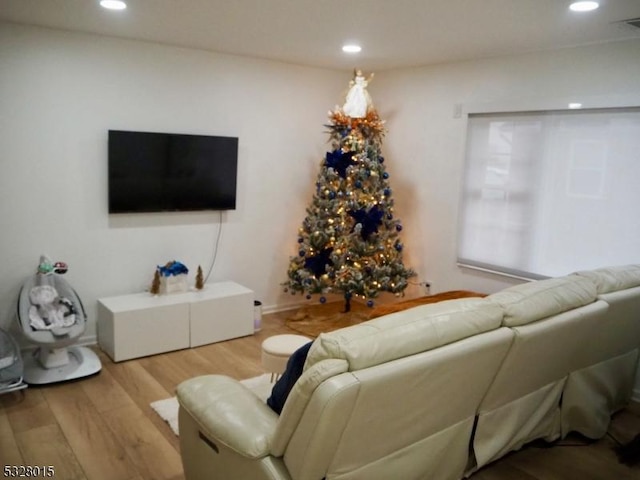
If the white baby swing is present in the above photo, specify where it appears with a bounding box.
[16,256,101,384]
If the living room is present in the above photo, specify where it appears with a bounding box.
[1,1,640,478]
[1,2,638,342]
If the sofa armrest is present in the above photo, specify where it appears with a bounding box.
[177,375,279,459]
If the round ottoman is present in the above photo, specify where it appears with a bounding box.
[261,334,311,382]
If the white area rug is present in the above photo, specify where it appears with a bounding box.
[150,373,273,436]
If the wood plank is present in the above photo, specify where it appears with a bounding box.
[0,396,25,465]
[103,357,173,408]
[101,356,181,451]
[170,347,220,378]
[138,352,194,395]
[473,458,538,480]
[608,408,640,444]
[139,348,218,394]
[102,404,183,480]
[43,381,137,480]
[2,387,56,434]
[194,337,265,380]
[80,356,135,413]
[14,424,86,480]
[502,434,638,480]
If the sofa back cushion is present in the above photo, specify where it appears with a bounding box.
[487,276,596,327]
[573,264,640,294]
[283,327,513,480]
[304,298,503,371]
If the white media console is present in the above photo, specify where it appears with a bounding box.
[97,281,253,362]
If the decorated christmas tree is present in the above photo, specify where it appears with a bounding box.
[283,70,415,311]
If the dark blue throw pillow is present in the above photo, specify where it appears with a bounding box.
[267,341,313,414]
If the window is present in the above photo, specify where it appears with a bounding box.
[457,107,640,279]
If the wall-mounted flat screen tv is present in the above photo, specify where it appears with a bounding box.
[108,130,238,213]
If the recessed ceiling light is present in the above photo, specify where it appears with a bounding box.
[342,45,362,54]
[569,1,599,12]
[568,103,583,109]
[100,0,127,10]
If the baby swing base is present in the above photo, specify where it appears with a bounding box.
[23,345,101,384]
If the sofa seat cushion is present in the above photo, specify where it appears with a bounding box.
[573,264,640,294]
[305,298,503,371]
[487,276,596,327]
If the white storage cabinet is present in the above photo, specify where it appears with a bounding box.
[98,281,253,362]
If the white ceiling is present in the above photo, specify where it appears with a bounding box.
[2,0,640,71]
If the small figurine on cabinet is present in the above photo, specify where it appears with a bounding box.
[150,269,161,295]
[195,265,204,290]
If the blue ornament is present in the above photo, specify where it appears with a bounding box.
[384,188,391,196]
[379,156,385,163]
[387,213,393,220]
[355,180,362,189]
[329,191,336,199]
[367,300,374,308]
[383,172,389,179]
[298,237,304,243]
[306,294,312,300]
[395,242,403,251]
[320,296,327,304]
[299,250,306,257]
[396,224,403,232]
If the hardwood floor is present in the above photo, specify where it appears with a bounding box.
[2,310,639,479]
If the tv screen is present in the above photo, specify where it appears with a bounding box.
[108,130,238,213]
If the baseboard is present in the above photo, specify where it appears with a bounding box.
[78,334,98,347]
[262,301,307,315]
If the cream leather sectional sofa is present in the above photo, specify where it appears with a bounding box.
[176,264,640,480]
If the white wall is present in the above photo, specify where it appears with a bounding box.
[373,39,640,295]
[0,23,345,340]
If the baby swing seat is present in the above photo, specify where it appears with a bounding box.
[17,273,101,384]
